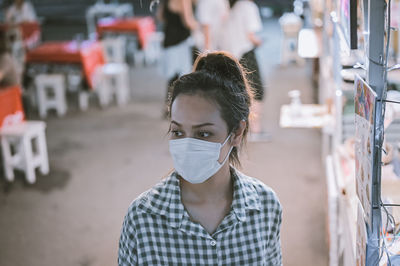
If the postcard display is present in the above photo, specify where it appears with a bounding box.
[354,75,377,265]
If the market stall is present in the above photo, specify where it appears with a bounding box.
[280,0,400,265]
[318,0,400,265]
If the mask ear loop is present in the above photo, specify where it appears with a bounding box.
[220,120,245,165]
[221,133,232,147]
[219,133,234,165]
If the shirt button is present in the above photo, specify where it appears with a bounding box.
[210,240,217,246]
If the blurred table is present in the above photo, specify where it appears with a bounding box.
[97,17,156,49]
[26,40,104,89]
[280,104,332,128]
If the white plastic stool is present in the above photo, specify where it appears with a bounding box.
[98,63,130,107]
[279,13,303,66]
[1,121,49,184]
[35,74,67,118]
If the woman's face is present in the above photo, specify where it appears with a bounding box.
[170,94,231,163]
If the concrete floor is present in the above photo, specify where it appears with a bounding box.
[0,19,328,266]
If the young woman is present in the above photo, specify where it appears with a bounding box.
[195,0,229,51]
[157,0,198,117]
[118,52,282,265]
[220,0,267,139]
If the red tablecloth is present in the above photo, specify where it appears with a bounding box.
[0,86,24,128]
[26,41,105,89]
[97,16,156,48]
[0,22,41,49]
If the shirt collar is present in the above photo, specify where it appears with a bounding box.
[137,172,185,228]
[230,168,261,222]
[138,168,261,229]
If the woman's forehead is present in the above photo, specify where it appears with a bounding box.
[170,94,225,127]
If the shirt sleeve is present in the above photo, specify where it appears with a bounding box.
[242,2,262,33]
[196,0,212,25]
[118,213,138,266]
[265,202,282,266]
[23,2,37,22]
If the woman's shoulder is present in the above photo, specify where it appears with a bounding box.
[125,172,178,219]
[235,169,282,210]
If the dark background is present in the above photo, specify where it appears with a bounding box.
[0,0,293,40]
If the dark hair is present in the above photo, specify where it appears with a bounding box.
[168,51,253,167]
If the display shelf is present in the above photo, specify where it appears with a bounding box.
[326,155,340,266]
[329,148,357,266]
[329,145,400,265]
[319,0,400,264]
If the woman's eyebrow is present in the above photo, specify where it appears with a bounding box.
[192,123,215,129]
[170,121,215,128]
[170,121,181,126]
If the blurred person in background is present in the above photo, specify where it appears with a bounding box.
[220,0,268,140]
[5,0,37,24]
[194,0,229,51]
[157,0,198,117]
[0,30,19,88]
[118,51,282,265]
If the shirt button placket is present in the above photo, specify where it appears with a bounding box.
[210,240,217,247]
[208,238,219,265]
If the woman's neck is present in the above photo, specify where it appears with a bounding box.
[180,163,233,204]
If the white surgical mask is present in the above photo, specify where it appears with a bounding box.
[169,134,233,184]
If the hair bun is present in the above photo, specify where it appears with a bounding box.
[193,51,246,85]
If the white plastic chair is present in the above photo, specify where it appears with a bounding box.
[97,37,130,106]
[0,87,49,184]
[92,63,130,107]
[34,74,67,118]
[102,63,130,106]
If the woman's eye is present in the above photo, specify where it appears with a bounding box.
[198,131,211,138]
[171,130,183,137]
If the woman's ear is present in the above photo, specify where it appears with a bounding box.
[231,120,246,147]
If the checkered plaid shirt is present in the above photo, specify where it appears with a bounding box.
[118,168,282,265]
